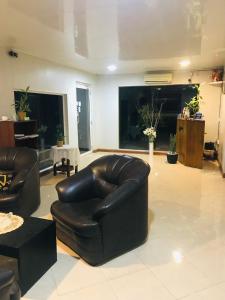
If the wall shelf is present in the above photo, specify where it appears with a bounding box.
[208,81,224,87]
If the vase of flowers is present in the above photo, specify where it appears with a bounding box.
[143,127,156,160]
[138,93,164,160]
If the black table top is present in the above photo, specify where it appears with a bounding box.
[0,217,54,249]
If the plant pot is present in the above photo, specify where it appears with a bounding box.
[167,153,178,164]
[17,111,26,121]
[57,140,63,147]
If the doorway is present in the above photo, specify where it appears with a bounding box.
[76,86,91,153]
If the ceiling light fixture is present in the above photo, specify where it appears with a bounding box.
[107,65,117,71]
[179,60,191,68]
[172,250,183,264]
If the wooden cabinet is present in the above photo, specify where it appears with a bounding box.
[0,120,38,149]
[0,121,14,147]
[176,118,205,169]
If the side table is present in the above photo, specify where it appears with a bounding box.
[52,145,80,177]
[0,217,57,296]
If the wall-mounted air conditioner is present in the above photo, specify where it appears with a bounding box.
[144,73,173,85]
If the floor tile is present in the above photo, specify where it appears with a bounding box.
[51,254,106,295]
[136,236,189,266]
[187,243,225,284]
[24,152,225,300]
[149,260,212,298]
[100,250,146,280]
[23,270,57,300]
[110,269,175,300]
[182,282,225,300]
[56,282,117,300]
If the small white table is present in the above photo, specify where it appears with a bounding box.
[51,145,80,177]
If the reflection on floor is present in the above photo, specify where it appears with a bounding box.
[23,152,225,300]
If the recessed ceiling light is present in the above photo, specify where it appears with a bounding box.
[172,250,183,264]
[179,60,191,68]
[107,65,117,71]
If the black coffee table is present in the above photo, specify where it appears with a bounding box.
[0,217,57,296]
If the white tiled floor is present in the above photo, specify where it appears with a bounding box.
[22,152,225,300]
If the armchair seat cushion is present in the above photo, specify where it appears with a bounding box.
[51,198,102,237]
[0,194,19,210]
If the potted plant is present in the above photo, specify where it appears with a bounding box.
[56,124,64,147]
[167,134,178,164]
[37,125,48,150]
[13,86,31,121]
[185,85,202,118]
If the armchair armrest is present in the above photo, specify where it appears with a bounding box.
[0,269,15,290]
[93,180,138,219]
[56,167,95,203]
[9,169,29,193]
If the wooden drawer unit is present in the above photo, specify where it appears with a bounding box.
[176,118,205,169]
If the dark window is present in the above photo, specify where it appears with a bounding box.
[119,84,197,150]
[14,92,64,149]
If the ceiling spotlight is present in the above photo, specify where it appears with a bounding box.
[172,250,183,264]
[179,60,191,68]
[107,65,117,71]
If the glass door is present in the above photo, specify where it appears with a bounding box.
[76,86,91,153]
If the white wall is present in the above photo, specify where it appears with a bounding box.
[218,65,225,174]
[0,52,222,153]
[218,94,225,173]
[95,71,222,149]
[0,48,98,148]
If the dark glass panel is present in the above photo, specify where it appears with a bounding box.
[119,84,197,150]
[14,92,64,149]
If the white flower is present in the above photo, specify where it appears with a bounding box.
[143,127,156,141]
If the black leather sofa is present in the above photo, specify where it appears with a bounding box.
[51,154,150,265]
[0,147,40,217]
[0,269,20,300]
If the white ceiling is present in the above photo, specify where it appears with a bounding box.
[0,0,225,74]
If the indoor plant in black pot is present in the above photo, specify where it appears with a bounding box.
[167,134,178,164]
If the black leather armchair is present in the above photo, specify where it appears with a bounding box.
[0,147,40,217]
[51,155,150,265]
[0,269,20,300]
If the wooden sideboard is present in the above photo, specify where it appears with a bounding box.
[176,118,205,169]
[0,120,38,148]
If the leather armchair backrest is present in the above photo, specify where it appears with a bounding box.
[89,155,150,198]
[94,177,118,198]
[0,147,37,172]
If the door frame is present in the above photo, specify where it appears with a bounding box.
[76,82,92,154]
